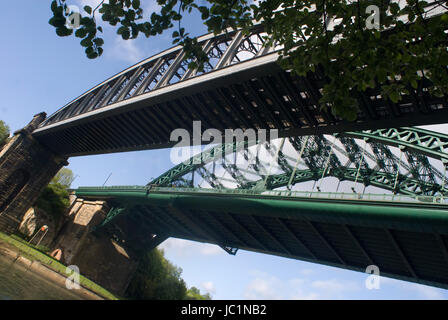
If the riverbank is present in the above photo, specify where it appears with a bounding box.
[0,232,119,300]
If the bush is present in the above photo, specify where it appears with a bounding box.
[126,248,213,300]
[34,167,74,223]
[0,120,10,148]
[186,286,212,300]
[126,248,187,300]
[35,182,70,222]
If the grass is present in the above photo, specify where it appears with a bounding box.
[0,231,119,300]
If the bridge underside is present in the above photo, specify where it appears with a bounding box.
[31,17,448,157]
[76,187,448,290]
[33,62,448,157]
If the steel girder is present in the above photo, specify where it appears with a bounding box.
[242,168,446,196]
[149,127,448,195]
[37,26,271,129]
[32,15,448,157]
[149,139,252,186]
[343,127,448,161]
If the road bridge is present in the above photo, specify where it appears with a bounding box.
[69,126,448,290]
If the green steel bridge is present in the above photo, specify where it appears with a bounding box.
[75,126,448,290]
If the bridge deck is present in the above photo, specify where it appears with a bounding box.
[76,186,448,290]
[33,21,448,157]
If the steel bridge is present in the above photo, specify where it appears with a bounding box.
[25,14,448,290]
[74,126,448,290]
[32,19,448,157]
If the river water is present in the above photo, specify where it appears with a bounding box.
[0,255,84,300]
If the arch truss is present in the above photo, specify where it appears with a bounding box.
[149,127,448,197]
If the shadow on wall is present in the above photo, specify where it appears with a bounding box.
[0,169,30,213]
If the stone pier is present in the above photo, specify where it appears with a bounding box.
[0,114,140,296]
[51,196,138,296]
[0,113,68,233]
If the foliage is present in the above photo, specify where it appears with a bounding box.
[35,168,74,221]
[35,183,70,221]
[126,248,187,299]
[126,248,212,300]
[49,1,448,121]
[0,120,10,148]
[51,167,75,188]
[186,286,212,300]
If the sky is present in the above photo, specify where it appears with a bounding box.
[1,1,448,300]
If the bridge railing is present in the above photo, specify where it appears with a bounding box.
[38,24,274,129]
[76,185,448,206]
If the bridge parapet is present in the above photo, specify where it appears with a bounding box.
[37,24,271,129]
[76,185,448,207]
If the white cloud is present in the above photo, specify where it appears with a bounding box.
[299,268,315,276]
[201,281,216,295]
[244,275,283,300]
[381,277,446,300]
[414,285,445,300]
[243,270,364,300]
[290,291,320,300]
[289,278,320,300]
[108,36,144,64]
[244,271,319,300]
[311,279,361,299]
[199,245,224,256]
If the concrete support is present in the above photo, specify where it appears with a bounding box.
[0,113,68,233]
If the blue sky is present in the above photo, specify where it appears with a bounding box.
[1,1,448,300]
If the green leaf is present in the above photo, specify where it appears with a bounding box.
[389,91,400,103]
[132,0,140,10]
[80,38,93,47]
[49,16,66,28]
[87,52,99,59]
[122,30,131,40]
[50,1,58,13]
[75,28,87,38]
[56,26,73,37]
[93,37,104,46]
[377,69,387,83]
[117,26,127,35]
[84,5,92,15]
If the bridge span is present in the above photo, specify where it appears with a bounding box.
[75,186,448,290]
[32,22,448,157]
[68,125,448,291]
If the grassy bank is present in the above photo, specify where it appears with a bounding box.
[0,232,119,300]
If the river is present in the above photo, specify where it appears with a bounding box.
[0,255,84,300]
